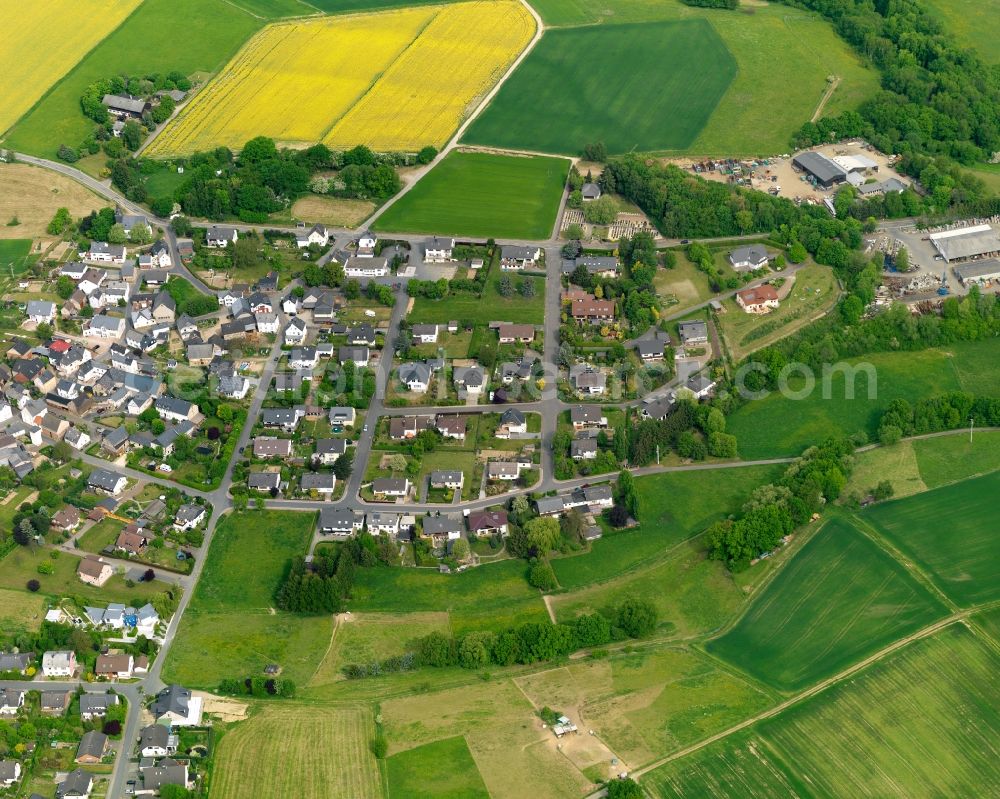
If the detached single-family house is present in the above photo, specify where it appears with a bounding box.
[261,407,304,431]
[254,436,293,459]
[497,407,527,438]
[77,556,113,587]
[423,514,463,544]
[339,346,369,368]
[313,438,346,466]
[248,471,281,492]
[398,362,432,393]
[26,300,56,325]
[736,285,780,314]
[497,323,534,344]
[0,652,33,675]
[115,527,148,556]
[318,507,364,536]
[300,472,336,494]
[40,690,71,715]
[499,245,541,271]
[102,93,147,117]
[372,478,410,498]
[87,242,126,264]
[138,724,178,758]
[430,470,464,490]
[0,760,20,786]
[56,768,93,799]
[88,469,127,496]
[424,236,455,262]
[85,314,126,339]
[436,414,467,440]
[467,509,508,537]
[411,323,439,344]
[155,395,198,423]
[95,654,134,680]
[486,460,523,481]
[343,257,388,278]
[284,317,307,345]
[677,320,708,345]
[569,364,606,396]
[453,365,485,395]
[140,758,191,794]
[571,438,599,460]
[0,689,25,716]
[296,224,329,248]
[152,684,203,726]
[207,225,238,248]
[42,650,77,677]
[570,405,606,430]
[728,245,770,272]
[174,504,206,531]
[571,296,615,324]
[79,692,118,721]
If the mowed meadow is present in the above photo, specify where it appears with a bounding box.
[0,0,141,135]
[147,0,534,156]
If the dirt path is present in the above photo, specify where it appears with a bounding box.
[623,607,1000,787]
[811,75,841,123]
[542,594,558,624]
[306,614,343,687]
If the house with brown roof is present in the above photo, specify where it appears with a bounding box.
[570,296,615,324]
[115,527,148,556]
[467,509,508,537]
[95,653,134,680]
[77,556,113,587]
[253,436,293,459]
[497,324,535,344]
[436,415,467,440]
[52,506,82,532]
[736,285,780,314]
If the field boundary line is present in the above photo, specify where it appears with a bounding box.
[847,512,960,614]
[223,0,266,19]
[362,0,545,231]
[306,613,343,687]
[623,611,983,787]
[810,75,841,122]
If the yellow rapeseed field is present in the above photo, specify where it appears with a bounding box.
[0,0,141,135]
[324,0,535,150]
[146,6,437,157]
[147,0,535,157]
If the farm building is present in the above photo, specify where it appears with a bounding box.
[552,715,578,737]
[930,225,1000,263]
[792,152,848,189]
[953,259,1000,287]
[102,94,149,118]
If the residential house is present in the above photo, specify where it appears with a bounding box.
[569,364,606,395]
[683,375,717,400]
[496,407,527,438]
[40,690,71,716]
[423,514,463,545]
[571,438,598,459]
[300,473,336,494]
[398,362,432,393]
[467,509,508,537]
[151,292,175,323]
[356,230,377,255]
[371,478,410,498]
[296,224,329,248]
[486,460,523,481]
[255,312,279,334]
[497,323,535,344]
[570,296,615,324]
[574,255,620,278]
[429,470,464,490]
[338,346,369,367]
[186,342,216,365]
[736,285,780,314]
[0,760,20,786]
[141,758,190,794]
[289,346,319,370]
[0,689,25,716]
[328,406,356,427]
[284,317,307,345]
[636,336,667,362]
[423,236,455,262]
[348,324,376,346]
[95,654,134,680]
[103,93,147,117]
[436,414,467,440]
[318,507,363,536]
[85,315,125,339]
[343,257,388,278]
[640,396,674,421]
[88,469,127,496]
[499,245,541,270]
[79,692,118,721]
[410,323,439,344]
[677,320,708,345]
[115,527,148,556]
[248,472,281,492]
[139,725,178,758]
[218,373,250,399]
[207,225,238,248]
[151,684,203,726]
[174,504,206,531]
[254,436,293,459]
[728,245,770,272]
[86,242,126,264]
[313,438,346,466]
[261,407,304,431]
[77,556,113,587]
[155,395,198,423]
[0,652,33,674]
[26,300,56,324]
[570,405,607,430]
[454,365,485,396]
[389,415,433,440]
[42,650,76,677]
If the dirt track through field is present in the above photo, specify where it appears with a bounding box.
[613,603,1000,791]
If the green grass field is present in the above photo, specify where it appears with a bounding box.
[552,543,747,640]
[212,704,382,799]
[308,0,462,11]
[0,587,46,636]
[3,0,262,156]
[475,2,877,157]
[349,559,547,635]
[164,510,334,688]
[462,20,735,155]
[0,240,33,270]
[706,517,947,692]
[924,0,1000,64]
[551,464,784,589]
[912,429,1000,489]
[409,273,545,325]
[727,338,1000,460]
[387,736,490,799]
[648,625,1000,797]
[373,151,567,239]
[863,470,1000,607]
